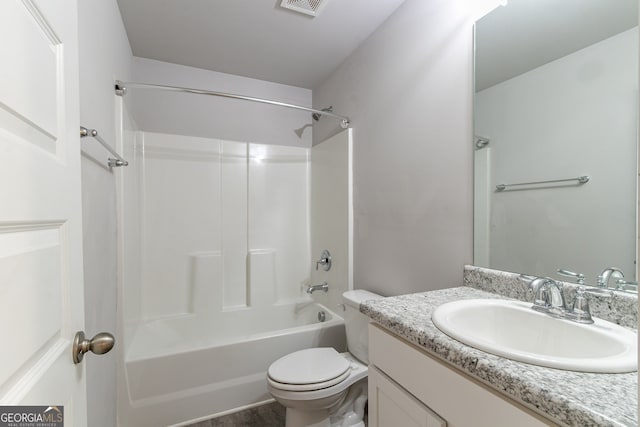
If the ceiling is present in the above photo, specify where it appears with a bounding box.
[116,0,407,89]
[475,0,638,91]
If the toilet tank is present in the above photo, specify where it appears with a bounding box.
[342,290,383,364]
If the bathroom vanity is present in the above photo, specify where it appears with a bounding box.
[361,267,638,427]
[368,323,550,426]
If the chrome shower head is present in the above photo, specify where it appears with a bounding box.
[294,123,312,138]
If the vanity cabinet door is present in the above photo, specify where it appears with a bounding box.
[369,365,447,427]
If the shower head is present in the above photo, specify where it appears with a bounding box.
[312,106,333,122]
[294,123,312,138]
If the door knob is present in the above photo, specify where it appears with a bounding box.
[73,331,115,364]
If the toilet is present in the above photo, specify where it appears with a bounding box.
[267,290,382,427]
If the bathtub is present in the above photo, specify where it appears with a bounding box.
[119,302,346,427]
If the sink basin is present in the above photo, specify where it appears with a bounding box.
[431,299,637,373]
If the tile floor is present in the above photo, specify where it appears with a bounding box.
[187,402,285,427]
[186,400,368,426]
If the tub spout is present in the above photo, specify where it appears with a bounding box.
[306,282,328,294]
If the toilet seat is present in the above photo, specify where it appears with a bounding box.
[267,351,368,401]
[268,347,350,387]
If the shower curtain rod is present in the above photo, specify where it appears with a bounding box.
[114,80,350,128]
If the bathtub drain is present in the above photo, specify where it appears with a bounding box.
[317,311,326,322]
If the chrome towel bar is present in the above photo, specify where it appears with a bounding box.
[80,126,128,167]
[496,175,589,191]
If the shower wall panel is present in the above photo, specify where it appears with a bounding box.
[248,144,311,304]
[135,132,310,321]
[119,100,143,350]
[142,132,224,318]
[310,129,353,309]
[221,141,248,309]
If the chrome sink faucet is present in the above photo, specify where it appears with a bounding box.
[529,277,566,315]
[528,277,593,324]
[597,267,624,289]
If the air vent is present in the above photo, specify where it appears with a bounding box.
[280,0,328,17]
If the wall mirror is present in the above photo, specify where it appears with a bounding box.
[473,0,639,291]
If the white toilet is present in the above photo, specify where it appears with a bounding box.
[267,290,382,427]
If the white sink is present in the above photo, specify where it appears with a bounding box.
[431,299,637,373]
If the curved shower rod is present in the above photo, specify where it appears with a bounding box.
[114,80,350,129]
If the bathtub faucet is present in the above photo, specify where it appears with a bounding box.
[307,282,329,294]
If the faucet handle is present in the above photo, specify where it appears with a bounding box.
[315,249,332,271]
[615,279,638,292]
[568,286,594,324]
[557,268,585,285]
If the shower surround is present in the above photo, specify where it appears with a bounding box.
[136,132,311,317]
[116,101,352,425]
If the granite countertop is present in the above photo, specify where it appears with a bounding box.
[361,286,638,427]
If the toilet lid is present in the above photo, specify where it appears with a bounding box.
[268,348,350,385]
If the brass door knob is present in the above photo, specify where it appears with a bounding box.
[72,331,115,364]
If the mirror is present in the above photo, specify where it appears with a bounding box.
[473,0,639,291]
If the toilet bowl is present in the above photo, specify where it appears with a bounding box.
[267,290,382,427]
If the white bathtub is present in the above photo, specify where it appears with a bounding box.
[119,302,346,427]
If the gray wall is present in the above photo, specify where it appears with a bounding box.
[313,0,481,295]
[78,0,132,425]
[131,57,313,147]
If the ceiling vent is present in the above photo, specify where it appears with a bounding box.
[280,0,328,17]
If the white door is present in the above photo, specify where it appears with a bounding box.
[0,0,86,425]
